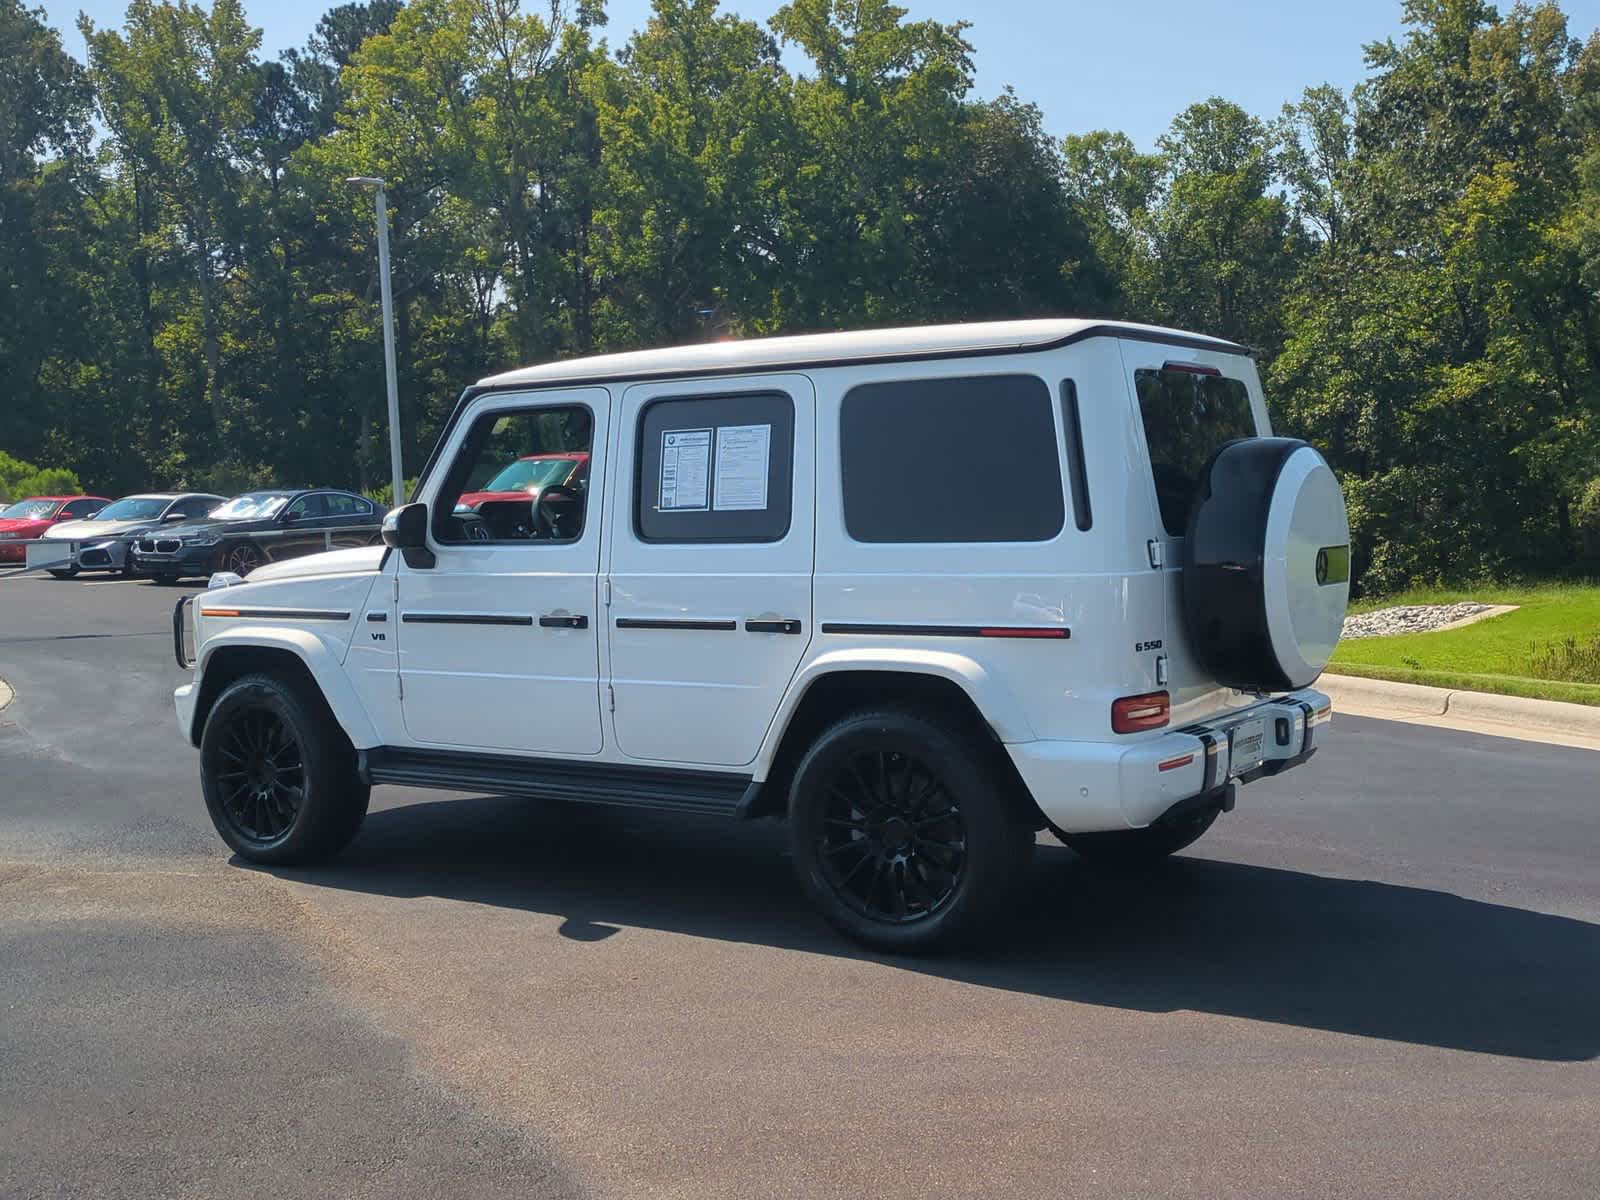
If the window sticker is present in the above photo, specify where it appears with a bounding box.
[659,428,712,510]
[712,423,772,511]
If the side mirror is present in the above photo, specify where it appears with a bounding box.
[382,502,435,569]
[162,512,187,523]
[281,509,300,523]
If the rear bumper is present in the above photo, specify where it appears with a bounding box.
[1007,688,1331,834]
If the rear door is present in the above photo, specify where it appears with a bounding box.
[606,375,815,767]
[1117,340,1269,724]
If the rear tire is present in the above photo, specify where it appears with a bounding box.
[1059,805,1219,866]
[200,672,370,865]
[787,708,1033,954]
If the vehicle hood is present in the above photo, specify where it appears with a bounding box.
[152,518,266,539]
[0,517,53,536]
[46,518,152,539]
[243,544,387,583]
[457,488,541,508]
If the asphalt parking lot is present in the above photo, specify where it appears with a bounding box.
[2,569,1598,1199]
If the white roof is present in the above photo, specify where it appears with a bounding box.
[476,318,1244,388]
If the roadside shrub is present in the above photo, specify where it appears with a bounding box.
[1576,478,1600,571]
[1525,635,1600,685]
[364,478,418,507]
[0,452,84,503]
[189,460,277,497]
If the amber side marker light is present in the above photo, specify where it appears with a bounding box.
[1157,752,1196,772]
[199,608,239,617]
[1112,690,1170,734]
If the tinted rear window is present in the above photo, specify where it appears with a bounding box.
[1135,368,1257,536]
[840,375,1064,543]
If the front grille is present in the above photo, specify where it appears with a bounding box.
[155,539,181,553]
[137,538,155,552]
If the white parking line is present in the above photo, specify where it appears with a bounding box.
[82,578,148,586]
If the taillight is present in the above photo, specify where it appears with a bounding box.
[1112,690,1170,734]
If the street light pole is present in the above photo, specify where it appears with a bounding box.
[348,176,405,506]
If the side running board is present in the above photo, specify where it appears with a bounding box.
[359,746,758,818]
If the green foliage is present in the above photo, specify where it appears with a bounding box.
[1526,635,1600,684]
[363,477,418,507]
[0,452,83,503]
[0,0,1596,599]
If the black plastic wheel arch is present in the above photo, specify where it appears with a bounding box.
[1180,437,1309,693]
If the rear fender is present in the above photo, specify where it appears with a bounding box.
[192,627,379,748]
[752,647,1037,780]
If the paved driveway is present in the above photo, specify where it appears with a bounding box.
[2,570,1597,1198]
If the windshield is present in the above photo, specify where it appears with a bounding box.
[208,493,291,521]
[481,457,579,494]
[92,497,168,522]
[0,499,62,520]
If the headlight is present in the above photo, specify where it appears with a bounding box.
[182,535,221,547]
[0,532,17,540]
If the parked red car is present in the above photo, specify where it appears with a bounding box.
[451,451,589,540]
[0,495,110,563]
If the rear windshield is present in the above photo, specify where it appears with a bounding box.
[1135,368,1257,536]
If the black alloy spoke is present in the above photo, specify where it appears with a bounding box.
[815,747,966,925]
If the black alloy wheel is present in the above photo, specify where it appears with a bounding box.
[213,704,306,846]
[788,708,1033,954]
[225,542,262,575]
[815,748,966,924]
[200,672,370,864]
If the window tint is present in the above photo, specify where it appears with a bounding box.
[324,493,367,518]
[435,405,593,544]
[1135,367,1257,536]
[840,375,1064,543]
[635,392,794,543]
[284,494,324,520]
[64,499,101,517]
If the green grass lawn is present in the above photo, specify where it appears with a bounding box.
[1331,581,1600,706]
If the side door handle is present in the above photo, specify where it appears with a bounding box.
[538,614,589,630]
[744,618,803,635]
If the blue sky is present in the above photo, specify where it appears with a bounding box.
[41,0,1600,149]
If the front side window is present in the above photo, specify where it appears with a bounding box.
[840,375,1064,543]
[634,391,794,543]
[436,405,593,544]
[64,499,104,517]
[284,494,324,520]
[1135,367,1258,536]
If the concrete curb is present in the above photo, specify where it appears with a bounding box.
[1320,673,1600,750]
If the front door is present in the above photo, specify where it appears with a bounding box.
[397,389,608,755]
[606,375,815,767]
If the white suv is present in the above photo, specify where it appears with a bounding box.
[173,319,1347,952]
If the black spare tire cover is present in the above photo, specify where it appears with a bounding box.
[1182,437,1350,692]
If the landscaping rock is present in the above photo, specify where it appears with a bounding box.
[1342,602,1492,640]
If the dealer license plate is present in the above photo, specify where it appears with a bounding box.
[1229,719,1266,778]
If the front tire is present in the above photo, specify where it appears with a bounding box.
[1058,805,1219,866]
[200,672,370,865]
[48,567,79,579]
[787,708,1033,954]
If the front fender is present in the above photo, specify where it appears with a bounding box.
[192,626,380,749]
[752,646,1038,778]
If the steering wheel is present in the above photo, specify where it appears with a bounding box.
[533,486,580,540]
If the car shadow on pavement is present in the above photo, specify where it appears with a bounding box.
[255,793,1600,1063]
